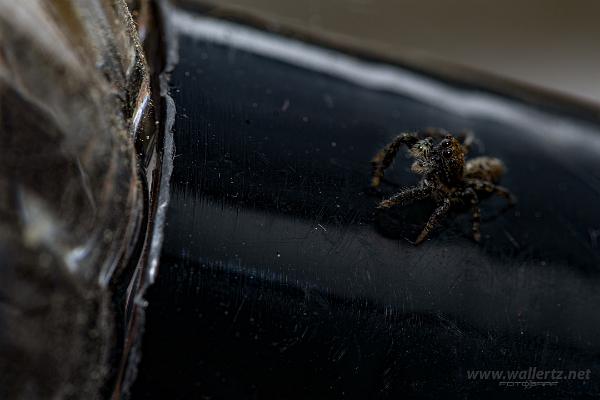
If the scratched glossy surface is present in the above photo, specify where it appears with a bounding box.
[131,8,600,399]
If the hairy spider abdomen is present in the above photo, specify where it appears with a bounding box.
[464,156,505,183]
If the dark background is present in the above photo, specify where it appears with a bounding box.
[131,6,600,399]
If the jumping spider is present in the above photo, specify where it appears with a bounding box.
[371,128,515,244]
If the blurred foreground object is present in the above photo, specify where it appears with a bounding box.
[0,0,171,398]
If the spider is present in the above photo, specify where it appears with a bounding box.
[371,128,515,245]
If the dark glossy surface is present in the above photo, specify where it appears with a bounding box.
[132,8,600,399]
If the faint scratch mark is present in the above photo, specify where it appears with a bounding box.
[589,228,600,249]
[503,229,520,249]
[231,296,246,327]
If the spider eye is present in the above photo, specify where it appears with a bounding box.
[442,149,452,158]
[441,139,451,147]
[445,134,453,140]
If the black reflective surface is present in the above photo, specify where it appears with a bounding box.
[132,8,600,399]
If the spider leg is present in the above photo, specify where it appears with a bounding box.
[462,188,482,241]
[466,178,516,205]
[371,133,419,188]
[377,185,432,209]
[415,198,451,245]
[456,130,476,155]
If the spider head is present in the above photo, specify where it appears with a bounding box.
[432,135,465,183]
